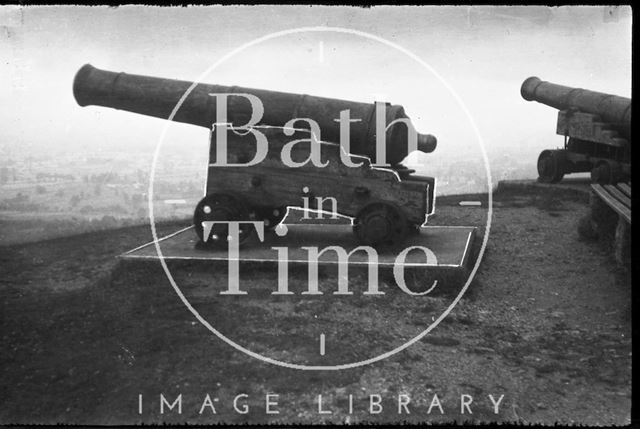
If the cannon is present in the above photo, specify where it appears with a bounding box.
[521,77,631,184]
[73,64,436,166]
[73,64,438,248]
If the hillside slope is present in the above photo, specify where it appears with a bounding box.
[0,184,630,425]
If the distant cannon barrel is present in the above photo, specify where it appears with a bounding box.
[73,64,437,165]
[521,76,631,138]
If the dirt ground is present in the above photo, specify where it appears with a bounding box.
[0,183,631,425]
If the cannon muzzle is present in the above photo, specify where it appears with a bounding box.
[73,64,437,165]
[521,76,631,138]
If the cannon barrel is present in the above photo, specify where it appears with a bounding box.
[521,76,631,139]
[73,64,437,165]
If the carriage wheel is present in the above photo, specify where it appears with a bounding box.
[193,193,255,248]
[353,202,408,247]
[591,161,620,185]
[537,150,565,183]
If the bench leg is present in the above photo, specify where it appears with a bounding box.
[590,191,618,241]
[614,216,631,266]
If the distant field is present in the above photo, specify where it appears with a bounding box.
[0,178,201,245]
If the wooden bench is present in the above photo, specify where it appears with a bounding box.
[590,182,631,265]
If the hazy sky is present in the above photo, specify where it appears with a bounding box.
[0,5,632,169]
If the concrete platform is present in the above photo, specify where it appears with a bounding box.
[121,224,476,270]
